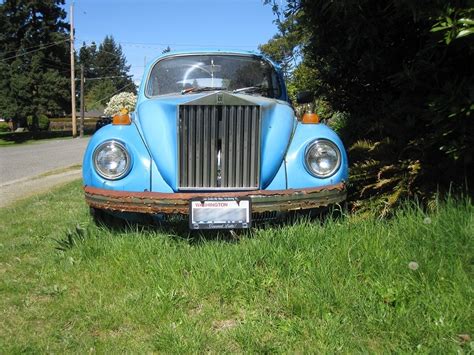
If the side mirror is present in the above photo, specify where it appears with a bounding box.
[296,91,314,104]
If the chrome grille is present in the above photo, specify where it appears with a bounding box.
[178,104,261,190]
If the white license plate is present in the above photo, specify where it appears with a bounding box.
[189,198,251,230]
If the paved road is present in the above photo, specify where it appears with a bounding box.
[0,138,89,184]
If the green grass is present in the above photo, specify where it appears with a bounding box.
[35,164,82,178]
[0,181,472,352]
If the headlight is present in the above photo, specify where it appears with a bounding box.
[93,140,131,180]
[304,139,341,178]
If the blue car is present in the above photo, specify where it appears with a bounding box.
[83,50,348,229]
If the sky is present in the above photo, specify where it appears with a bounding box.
[63,0,280,85]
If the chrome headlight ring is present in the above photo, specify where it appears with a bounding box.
[93,140,132,180]
[304,139,341,178]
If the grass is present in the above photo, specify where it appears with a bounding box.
[0,181,472,352]
[35,164,82,179]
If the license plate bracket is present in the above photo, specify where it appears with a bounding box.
[189,197,251,230]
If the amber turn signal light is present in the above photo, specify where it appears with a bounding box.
[113,108,131,125]
[302,112,320,124]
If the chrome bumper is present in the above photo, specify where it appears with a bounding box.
[84,183,346,215]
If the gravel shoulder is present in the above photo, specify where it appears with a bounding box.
[0,138,89,208]
[0,167,82,208]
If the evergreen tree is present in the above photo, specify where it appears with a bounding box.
[85,79,116,111]
[78,36,136,111]
[79,41,97,80]
[0,0,70,126]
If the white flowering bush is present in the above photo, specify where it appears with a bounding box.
[104,92,137,116]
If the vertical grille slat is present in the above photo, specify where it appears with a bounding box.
[221,106,228,187]
[202,106,209,187]
[242,106,250,187]
[235,106,242,187]
[228,106,235,187]
[210,106,218,187]
[179,104,260,190]
[180,108,188,185]
[250,106,259,186]
[195,107,202,187]
[187,107,195,187]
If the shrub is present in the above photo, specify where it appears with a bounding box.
[26,115,34,129]
[0,122,10,132]
[26,114,49,131]
[38,114,50,131]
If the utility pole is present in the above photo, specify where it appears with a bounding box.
[80,64,84,138]
[69,3,77,137]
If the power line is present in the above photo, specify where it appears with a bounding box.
[76,45,134,73]
[1,38,68,56]
[77,75,132,81]
[88,81,136,108]
[0,39,69,62]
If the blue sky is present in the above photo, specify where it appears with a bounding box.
[64,0,279,84]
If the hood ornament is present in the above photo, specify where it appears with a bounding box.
[216,92,224,105]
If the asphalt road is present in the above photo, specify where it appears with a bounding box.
[0,137,90,185]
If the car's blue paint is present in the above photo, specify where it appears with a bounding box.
[265,160,287,190]
[82,123,152,192]
[136,93,295,191]
[83,50,348,206]
[285,123,349,189]
[253,97,294,189]
[150,159,174,193]
[137,98,179,190]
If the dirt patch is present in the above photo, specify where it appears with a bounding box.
[212,319,239,332]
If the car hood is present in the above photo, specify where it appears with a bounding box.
[136,92,295,191]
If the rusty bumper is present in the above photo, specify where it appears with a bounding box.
[84,183,347,215]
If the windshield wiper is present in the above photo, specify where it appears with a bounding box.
[181,86,227,95]
[233,85,275,95]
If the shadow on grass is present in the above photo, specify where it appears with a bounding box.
[52,205,348,249]
[54,204,349,251]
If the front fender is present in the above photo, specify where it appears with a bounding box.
[285,123,348,189]
[82,123,153,192]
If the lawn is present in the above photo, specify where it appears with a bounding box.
[0,181,472,352]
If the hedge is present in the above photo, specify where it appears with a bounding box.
[0,129,94,143]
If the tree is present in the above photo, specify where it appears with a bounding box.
[78,36,136,111]
[263,0,474,211]
[258,10,304,79]
[85,79,116,111]
[0,0,70,126]
[79,41,97,81]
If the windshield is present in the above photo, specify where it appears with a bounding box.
[146,54,282,98]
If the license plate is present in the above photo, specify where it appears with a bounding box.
[189,197,251,230]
